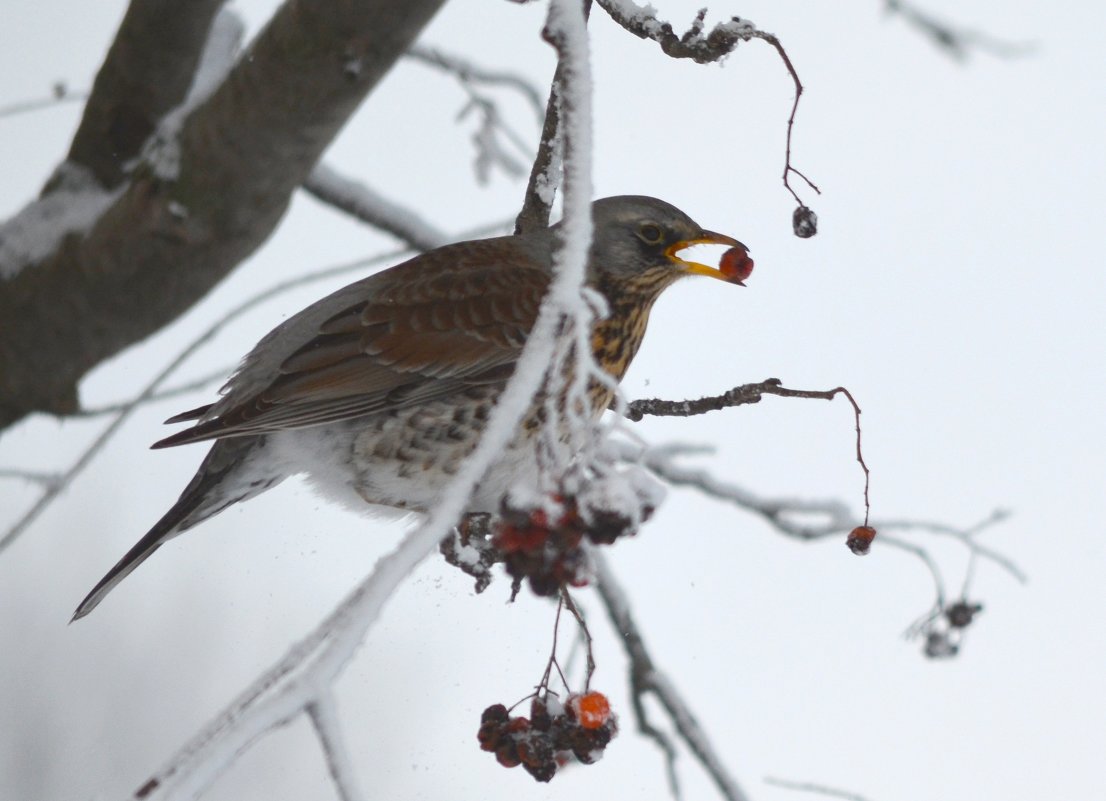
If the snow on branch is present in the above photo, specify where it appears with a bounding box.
[0,163,121,279]
[141,7,245,180]
[303,163,450,250]
[596,0,756,63]
[66,0,225,190]
[1,0,448,430]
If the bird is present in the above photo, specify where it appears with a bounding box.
[72,195,750,620]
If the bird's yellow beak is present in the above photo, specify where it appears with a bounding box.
[665,230,753,285]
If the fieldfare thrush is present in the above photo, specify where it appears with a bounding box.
[72,195,750,620]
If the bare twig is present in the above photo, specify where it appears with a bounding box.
[627,379,869,521]
[744,30,821,213]
[406,44,545,122]
[594,2,819,221]
[405,45,541,187]
[0,468,63,489]
[625,378,847,421]
[593,551,751,801]
[765,776,873,801]
[631,441,1022,656]
[456,96,532,184]
[72,366,233,418]
[561,588,596,691]
[884,0,1035,61]
[307,692,367,801]
[0,90,87,121]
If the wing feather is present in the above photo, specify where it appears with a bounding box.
[153,241,550,449]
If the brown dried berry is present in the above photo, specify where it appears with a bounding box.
[846,525,877,555]
[793,205,818,238]
[496,742,522,768]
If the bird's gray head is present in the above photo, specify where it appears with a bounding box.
[580,195,749,295]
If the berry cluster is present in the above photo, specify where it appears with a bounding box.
[478,693,616,782]
[492,494,647,597]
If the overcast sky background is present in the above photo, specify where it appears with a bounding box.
[2,1,1104,800]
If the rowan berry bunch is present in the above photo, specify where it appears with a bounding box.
[478,692,617,783]
[493,493,650,598]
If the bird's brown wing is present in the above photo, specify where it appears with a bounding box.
[153,245,548,448]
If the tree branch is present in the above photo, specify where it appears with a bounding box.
[595,1,756,64]
[593,552,751,801]
[884,0,1035,61]
[0,0,447,429]
[593,2,819,229]
[63,0,224,191]
[303,163,450,251]
[514,2,594,235]
[765,776,873,801]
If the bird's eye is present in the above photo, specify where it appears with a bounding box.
[637,223,664,245]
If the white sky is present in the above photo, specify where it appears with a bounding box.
[1,1,1104,800]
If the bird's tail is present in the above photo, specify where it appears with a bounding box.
[71,436,284,621]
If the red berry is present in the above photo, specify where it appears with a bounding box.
[571,692,611,730]
[719,246,754,284]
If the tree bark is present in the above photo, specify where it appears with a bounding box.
[0,0,446,429]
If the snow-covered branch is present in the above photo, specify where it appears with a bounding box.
[303,164,450,251]
[131,2,604,796]
[0,0,447,430]
[595,1,756,63]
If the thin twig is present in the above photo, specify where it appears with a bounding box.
[0,468,63,489]
[0,90,87,120]
[406,45,543,188]
[884,0,1035,61]
[627,379,869,522]
[303,164,449,250]
[593,2,819,220]
[561,588,595,691]
[630,442,1024,633]
[307,691,367,801]
[593,551,751,801]
[765,776,873,801]
[72,366,233,417]
[745,31,821,209]
[406,44,545,122]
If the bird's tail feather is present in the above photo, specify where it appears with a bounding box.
[71,436,282,621]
